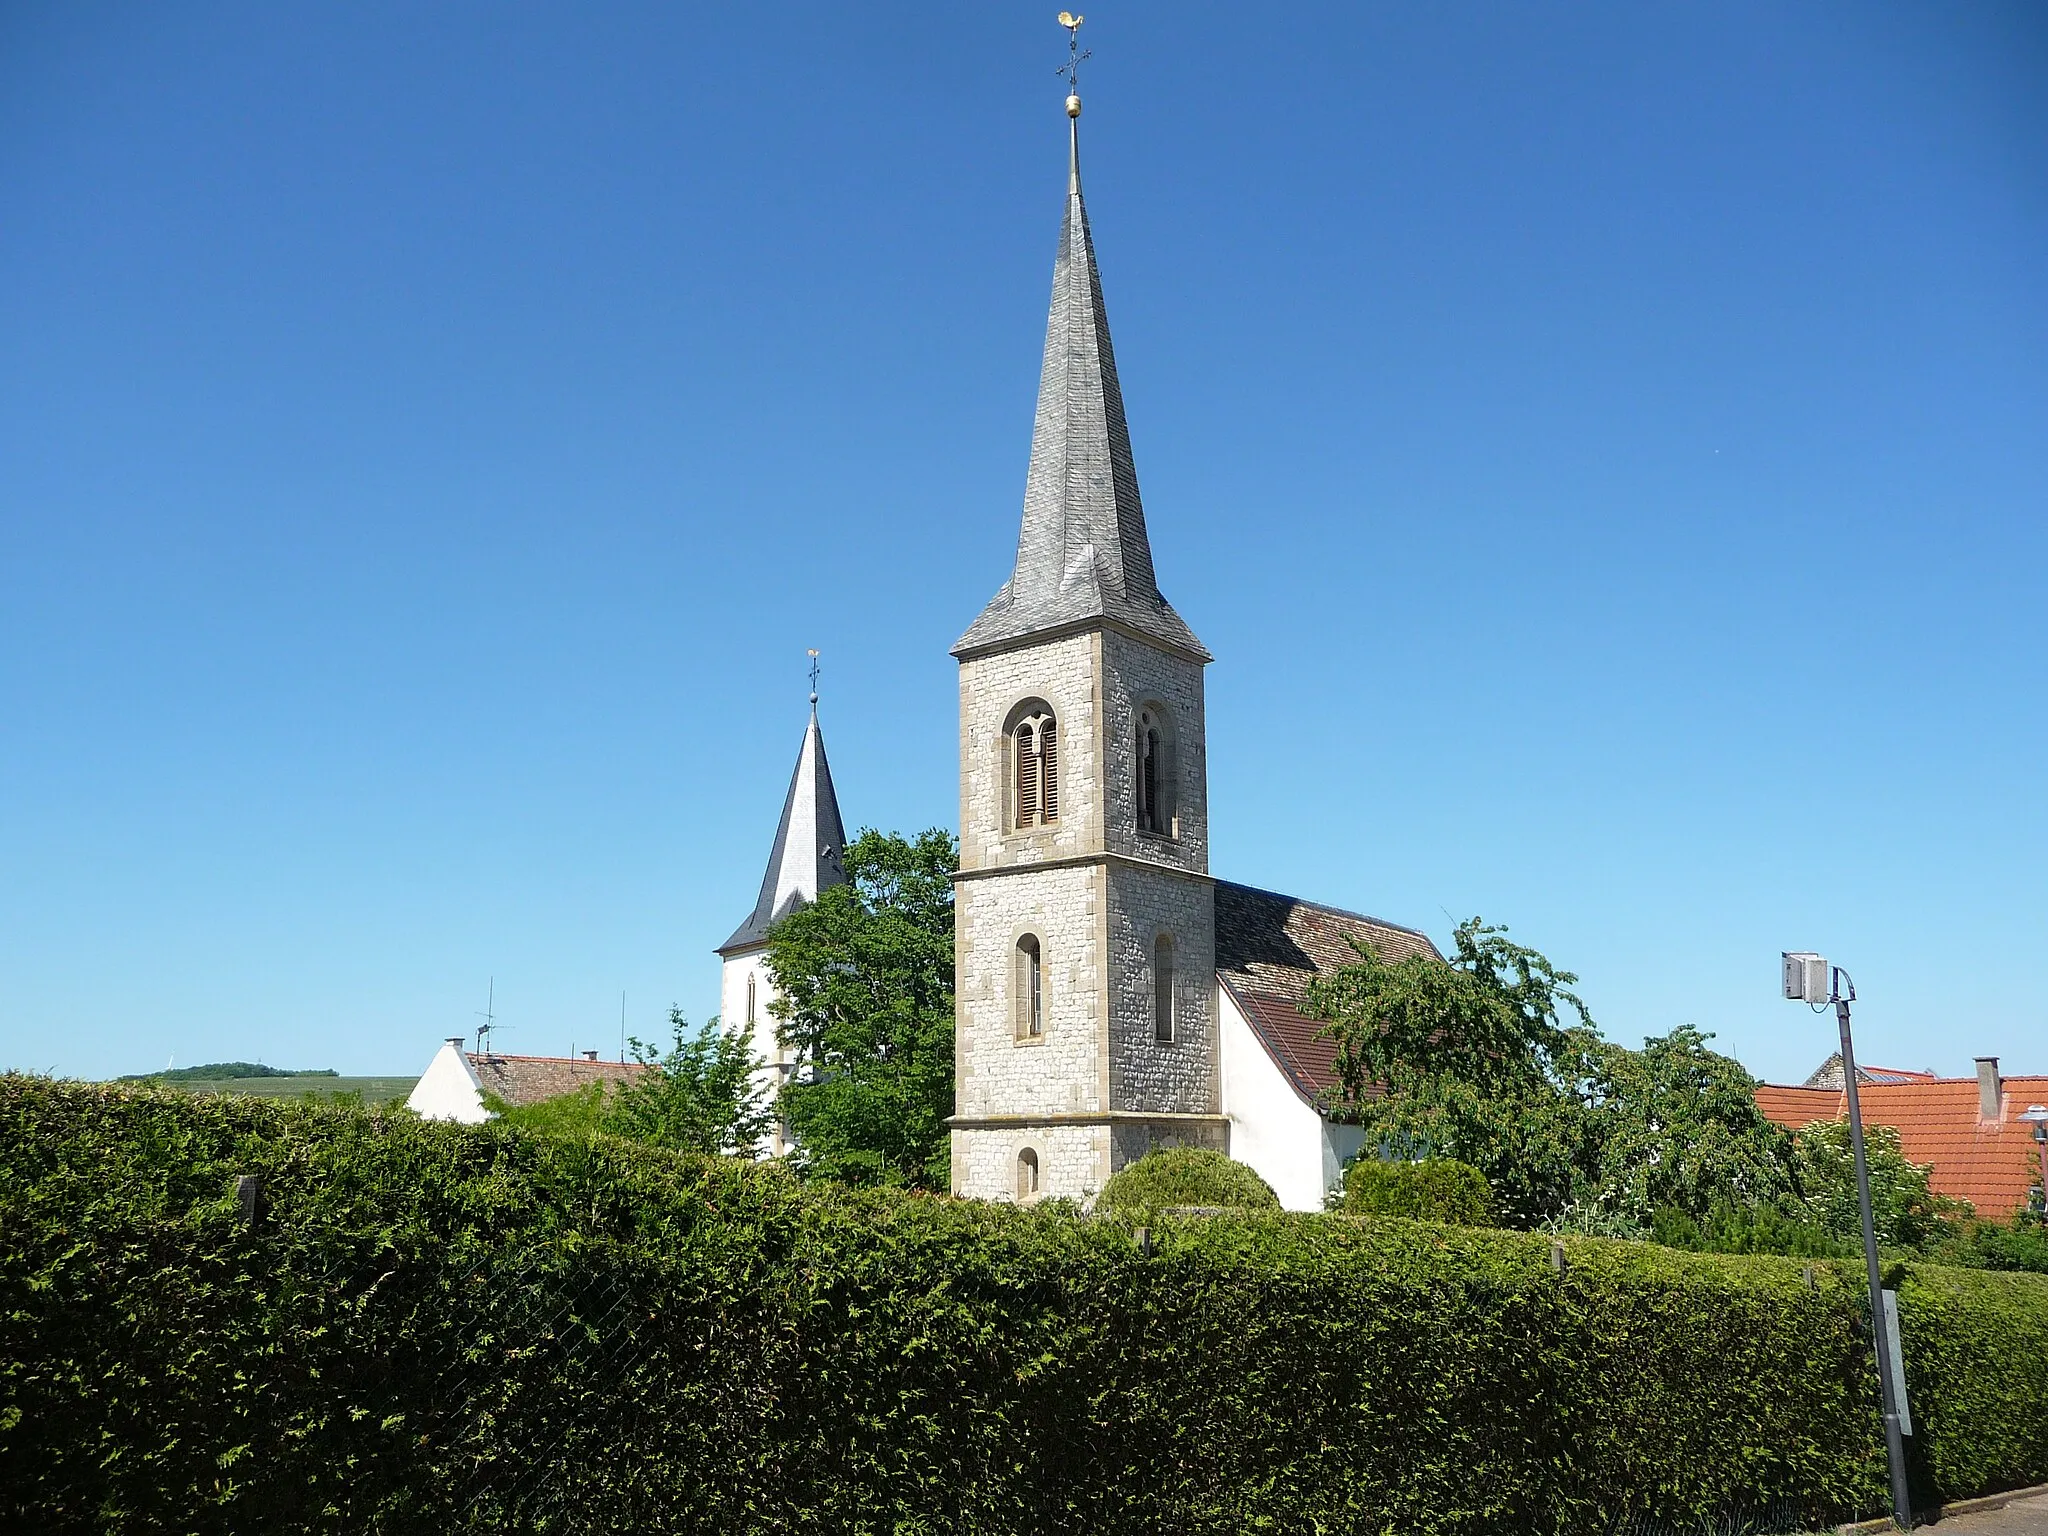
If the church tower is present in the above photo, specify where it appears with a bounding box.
[718,689,848,1156]
[949,89,1223,1202]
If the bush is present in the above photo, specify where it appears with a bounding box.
[1651,1203,1859,1259]
[4,1076,2048,1535]
[1929,1216,2048,1275]
[1092,1146,1280,1218]
[1344,1158,1494,1225]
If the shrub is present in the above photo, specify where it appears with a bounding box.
[1651,1202,1859,1259]
[1344,1158,1494,1225]
[4,1076,2047,1535]
[1930,1216,2048,1275]
[1093,1146,1280,1218]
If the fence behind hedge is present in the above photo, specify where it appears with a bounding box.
[4,1076,2046,1535]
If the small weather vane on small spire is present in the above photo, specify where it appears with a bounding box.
[1057,12,1089,116]
[807,648,821,707]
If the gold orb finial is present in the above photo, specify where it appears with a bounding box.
[1066,93,1082,118]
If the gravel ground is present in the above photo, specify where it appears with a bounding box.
[1927,1492,2048,1534]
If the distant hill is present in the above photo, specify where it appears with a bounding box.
[118,1062,340,1083]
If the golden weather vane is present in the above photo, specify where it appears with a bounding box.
[1057,12,1089,114]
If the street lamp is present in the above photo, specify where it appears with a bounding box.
[2024,1104,2048,1219]
[1782,953,1912,1531]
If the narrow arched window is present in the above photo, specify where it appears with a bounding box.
[1017,1147,1040,1201]
[1009,702,1059,828]
[745,975,756,1026]
[1135,704,1175,837]
[1153,934,1175,1043]
[1016,934,1043,1040]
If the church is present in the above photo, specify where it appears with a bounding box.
[718,86,1441,1212]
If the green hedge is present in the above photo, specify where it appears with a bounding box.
[1344,1157,1495,1225]
[4,1077,2046,1535]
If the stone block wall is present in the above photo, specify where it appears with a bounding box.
[952,1122,1109,1204]
[1104,868,1217,1115]
[1100,628,1208,873]
[954,864,1105,1124]
[957,633,1102,872]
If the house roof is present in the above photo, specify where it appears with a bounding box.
[1212,880,1440,1105]
[467,1052,649,1109]
[719,704,849,954]
[1800,1051,1939,1089]
[952,114,1207,664]
[1756,1073,2048,1218]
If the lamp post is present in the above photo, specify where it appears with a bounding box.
[1782,953,1912,1530]
[2024,1104,2048,1219]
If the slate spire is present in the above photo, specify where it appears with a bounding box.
[717,700,849,953]
[953,109,1208,662]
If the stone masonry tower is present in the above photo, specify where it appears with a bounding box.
[948,93,1223,1202]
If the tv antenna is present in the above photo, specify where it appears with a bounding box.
[475,977,498,1056]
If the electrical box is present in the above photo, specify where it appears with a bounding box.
[1782,952,1830,1005]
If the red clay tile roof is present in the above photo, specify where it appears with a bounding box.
[1756,1074,2048,1218]
[1213,881,1441,1106]
[467,1052,649,1108]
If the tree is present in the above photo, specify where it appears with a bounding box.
[601,1009,773,1156]
[1582,1026,1799,1224]
[1306,918,1601,1227]
[1791,1116,1971,1250]
[764,827,956,1189]
[1310,923,1805,1232]
[480,1010,771,1156]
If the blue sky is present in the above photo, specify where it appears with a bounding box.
[2,3,2042,1086]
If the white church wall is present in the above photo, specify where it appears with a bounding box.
[720,946,790,1157]
[405,1039,489,1124]
[1217,988,1333,1212]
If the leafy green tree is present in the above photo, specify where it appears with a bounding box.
[1307,918,1601,1226]
[1792,1117,1971,1250]
[1342,1158,1494,1225]
[487,1082,609,1137]
[1582,1026,1799,1224]
[765,828,956,1189]
[599,1009,774,1157]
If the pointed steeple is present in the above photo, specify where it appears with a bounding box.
[717,700,849,953]
[953,106,1208,662]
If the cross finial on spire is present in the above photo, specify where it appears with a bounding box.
[1057,12,1089,116]
[806,648,820,709]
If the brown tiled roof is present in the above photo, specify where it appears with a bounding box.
[1213,880,1441,1105]
[1756,1074,2048,1218]
[467,1053,650,1109]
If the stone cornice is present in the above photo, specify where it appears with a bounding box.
[951,613,1212,669]
[946,1110,1230,1130]
[953,850,1213,886]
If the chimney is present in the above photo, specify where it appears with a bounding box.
[1975,1056,2002,1121]
[446,1036,466,1050]
[582,1049,599,1062]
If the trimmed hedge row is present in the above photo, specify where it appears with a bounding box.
[4,1076,2046,1535]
